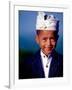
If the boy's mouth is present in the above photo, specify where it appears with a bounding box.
[44,46,53,49]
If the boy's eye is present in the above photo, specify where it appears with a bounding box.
[50,37,55,40]
[42,37,55,41]
[42,38,47,41]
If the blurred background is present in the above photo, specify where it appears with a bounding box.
[19,11,63,59]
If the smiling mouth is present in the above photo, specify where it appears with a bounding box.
[44,47,53,50]
[45,46,53,48]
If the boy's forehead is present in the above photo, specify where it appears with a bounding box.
[37,30,56,38]
[38,30,55,34]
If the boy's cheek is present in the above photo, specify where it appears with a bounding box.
[52,42,56,46]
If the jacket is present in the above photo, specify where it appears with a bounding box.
[19,50,63,79]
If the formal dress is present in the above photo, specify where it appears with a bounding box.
[19,49,63,79]
[31,49,63,78]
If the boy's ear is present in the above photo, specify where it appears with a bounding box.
[35,35,39,44]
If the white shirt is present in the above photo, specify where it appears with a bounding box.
[40,50,52,78]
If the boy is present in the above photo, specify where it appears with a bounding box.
[31,12,63,78]
[19,12,63,79]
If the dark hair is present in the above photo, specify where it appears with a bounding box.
[36,30,41,35]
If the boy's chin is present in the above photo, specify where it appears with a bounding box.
[44,51,52,56]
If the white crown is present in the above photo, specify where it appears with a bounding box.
[36,12,59,31]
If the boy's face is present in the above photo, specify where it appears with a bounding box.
[36,30,58,56]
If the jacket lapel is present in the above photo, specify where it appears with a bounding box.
[32,50,63,78]
[32,50,45,78]
[49,50,59,77]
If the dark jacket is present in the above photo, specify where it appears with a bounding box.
[19,50,63,79]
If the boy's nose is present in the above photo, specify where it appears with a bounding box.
[46,39,51,46]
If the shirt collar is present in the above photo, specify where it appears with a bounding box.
[40,49,51,59]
